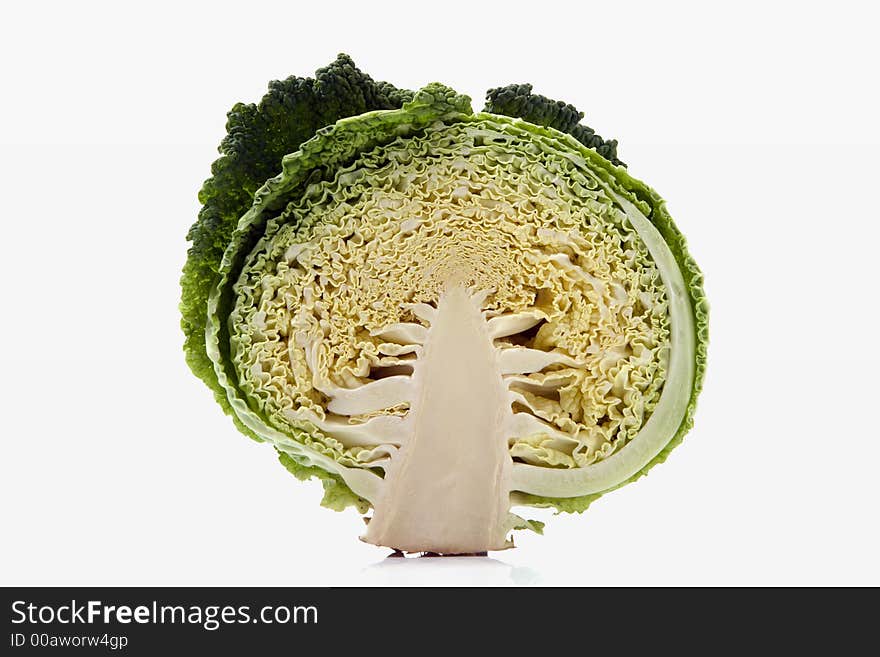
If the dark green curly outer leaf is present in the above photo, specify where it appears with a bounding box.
[180,54,413,440]
[484,83,624,166]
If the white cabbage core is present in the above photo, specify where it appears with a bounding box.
[225,120,691,552]
[363,287,511,552]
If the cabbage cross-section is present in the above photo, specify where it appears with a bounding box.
[200,84,705,553]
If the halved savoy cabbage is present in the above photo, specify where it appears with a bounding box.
[181,56,708,554]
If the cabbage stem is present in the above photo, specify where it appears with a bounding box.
[363,286,512,553]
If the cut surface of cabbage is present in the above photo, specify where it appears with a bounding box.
[204,88,703,552]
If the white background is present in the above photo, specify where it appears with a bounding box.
[1,0,878,586]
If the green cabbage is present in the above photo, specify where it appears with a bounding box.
[181,57,708,553]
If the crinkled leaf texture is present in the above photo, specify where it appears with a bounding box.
[181,55,414,505]
[181,54,412,432]
[181,59,708,545]
[485,83,624,166]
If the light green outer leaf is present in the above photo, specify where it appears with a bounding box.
[205,84,708,515]
[278,452,370,514]
[508,190,694,498]
[501,126,709,514]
